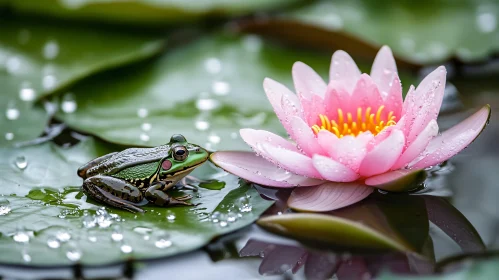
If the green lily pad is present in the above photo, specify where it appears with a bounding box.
[0,138,273,265]
[1,0,301,25]
[258,193,429,253]
[240,0,499,66]
[56,33,330,151]
[0,17,165,146]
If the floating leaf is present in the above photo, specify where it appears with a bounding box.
[240,0,499,66]
[0,138,273,265]
[1,0,302,25]
[0,17,165,146]
[56,33,333,151]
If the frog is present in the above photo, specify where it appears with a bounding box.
[77,134,209,213]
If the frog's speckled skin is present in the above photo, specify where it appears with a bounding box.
[78,134,209,213]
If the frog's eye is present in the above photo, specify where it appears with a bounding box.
[173,145,189,161]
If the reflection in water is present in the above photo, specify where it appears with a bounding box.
[244,188,485,279]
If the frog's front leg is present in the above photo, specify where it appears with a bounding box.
[145,182,193,206]
[82,175,145,213]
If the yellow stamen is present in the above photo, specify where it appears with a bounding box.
[313,106,397,138]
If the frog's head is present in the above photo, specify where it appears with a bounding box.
[159,134,209,178]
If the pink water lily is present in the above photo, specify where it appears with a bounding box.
[211,46,490,212]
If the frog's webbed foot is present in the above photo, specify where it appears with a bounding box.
[177,175,208,192]
[82,175,145,213]
[146,182,193,206]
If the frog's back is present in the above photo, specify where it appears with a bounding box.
[86,145,171,177]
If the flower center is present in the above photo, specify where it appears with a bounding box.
[311,106,396,138]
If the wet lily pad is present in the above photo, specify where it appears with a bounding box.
[0,17,165,146]
[240,0,499,66]
[1,0,301,25]
[0,138,273,265]
[56,33,332,151]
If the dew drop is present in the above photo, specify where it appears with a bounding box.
[154,231,172,249]
[208,132,221,144]
[47,237,61,249]
[55,230,71,242]
[5,132,14,141]
[137,108,148,118]
[210,211,221,223]
[22,247,31,263]
[140,133,150,142]
[227,212,237,223]
[196,95,220,111]
[236,196,252,213]
[211,81,231,96]
[19,82,37,102]
[0,199,11,216]
[195,119,210,131]
[65,242,82,262]
[6,56,21,74]
[204,58,222,74]
[15,155,28,170]
[120,244,133,254]
[141,122,152,131]
[13,229,30,243]
[111,225,123,242]
[166,210,176,222]
[5,104,20,120]
[43,40,59,60]
[61,93,77,113]
[476,10,497,33]
[82,215,96,228]
[42,74,57,90]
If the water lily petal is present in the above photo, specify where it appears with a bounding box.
[365,169,427,192]
[404,66,447,144]
[312,154,360,182]
[289,116,325,157]
[411,105,490,169]
[329,50,361,93]
[240,128,298,153]
[383,73,403,119]
[300,94,326,126]
[371,46,397,97]
[359,129,405,177]
[210,151,322,187]
[317,129,339,157]
[350,74,384,112]
[263,78,300,133]
[324,80,350,120]
[262,143,323,179]
[292,61,327,99]
[392,120,439,170]
[327,133,373,172]
[288,182,373,212]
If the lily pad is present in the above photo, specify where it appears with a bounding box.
[56,33,333,151]
[0,138,273,265]
[240,0,499,66]
[1,0,301,25]
[0,17,165,146]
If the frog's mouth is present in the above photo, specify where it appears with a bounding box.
[164,161,206,180]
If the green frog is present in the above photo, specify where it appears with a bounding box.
[78,134,209,213]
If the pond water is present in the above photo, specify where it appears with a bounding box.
[0,69,498,280]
